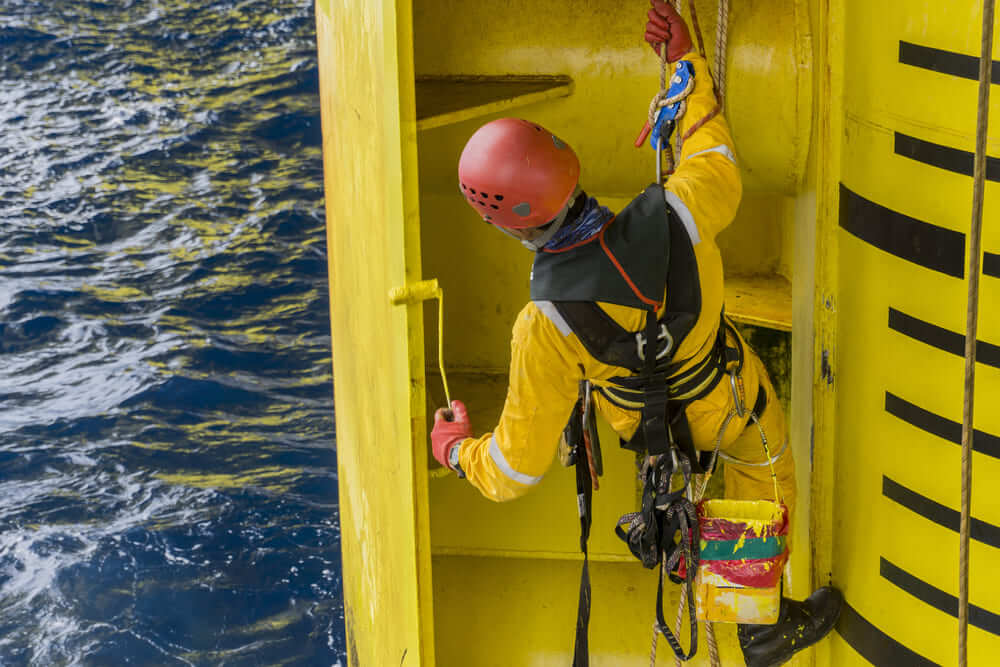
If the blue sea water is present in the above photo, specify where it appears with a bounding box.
[0,0,345,664]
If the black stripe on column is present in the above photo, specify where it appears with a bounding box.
[881,558,1000,636]
[888,308,1000,368]
[882,476,1000,548]
[894,132,1000,181]
[986,252,1000,278]
[899,41,1000,84]
[838,601,939,666]
[884,392,1000,459]
[839,185,965,278]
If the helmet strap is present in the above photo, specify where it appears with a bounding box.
[502,186,582,251]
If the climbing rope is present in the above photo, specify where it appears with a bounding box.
[642,0,730,182]
[643,5,734,663]
[686,0,709,61]
[713,0,730,109]
[958,1,994,665]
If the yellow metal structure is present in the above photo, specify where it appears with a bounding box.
[316,0,997,664]
[814,1,1000,664]
[315,1,434,664]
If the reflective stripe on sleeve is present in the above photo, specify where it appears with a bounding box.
[489,434,544,485]
[534,300,572,336]
[688,144,737,164]
[664,190,701,245]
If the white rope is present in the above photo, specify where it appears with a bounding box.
[649,7,732,664]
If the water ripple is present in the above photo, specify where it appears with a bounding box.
[0,0,341,663]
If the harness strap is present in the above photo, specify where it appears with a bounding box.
[604,315,737,401]
[568,382,600,667]
[614,452,700,661]
[655,501,699,661]
[572,444,593,667]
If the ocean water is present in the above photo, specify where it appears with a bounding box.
[0,0,344,664]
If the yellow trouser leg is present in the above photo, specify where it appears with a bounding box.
[686,339,796,518]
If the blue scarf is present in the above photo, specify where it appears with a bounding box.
[543,195,613,251]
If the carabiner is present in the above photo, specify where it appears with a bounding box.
[729,372,746,419]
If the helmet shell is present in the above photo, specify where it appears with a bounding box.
[458,118,580,229]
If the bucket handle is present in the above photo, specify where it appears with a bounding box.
[695,389,783,506]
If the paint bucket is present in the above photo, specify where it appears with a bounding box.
[694,499,789,624]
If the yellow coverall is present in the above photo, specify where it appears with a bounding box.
[456,51,796,517]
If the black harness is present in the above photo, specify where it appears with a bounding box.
[537,185,762,664]
[532,184,735,471]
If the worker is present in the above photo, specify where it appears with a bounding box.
[430,1,842,665]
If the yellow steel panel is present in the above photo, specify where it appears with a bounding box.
[724,274,793,331]
[432,556,754,666]
[315,1,435,665]
[822,1,1000,663]
[415,76,574,131]
[413,0,810,195]
[843,0,1000,147]
[809,3,846,667]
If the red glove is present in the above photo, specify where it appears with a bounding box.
[431,400,472,470]
[644,0,693,63]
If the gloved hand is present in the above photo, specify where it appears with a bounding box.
[431,400,471,471]
[644,0,693,63]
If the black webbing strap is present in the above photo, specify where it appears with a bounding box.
[613,453,699,661]
[572,444,593,667]
[639,310,673,457]
[654,499,699,661]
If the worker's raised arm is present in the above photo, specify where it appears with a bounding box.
[644,0,742,241]
[665,52,741,240]
[443,303,583,502]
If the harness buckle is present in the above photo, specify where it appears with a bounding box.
[636,323,674,362]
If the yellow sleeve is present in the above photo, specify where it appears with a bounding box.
[665,51,742,241]
[458,302,583,502]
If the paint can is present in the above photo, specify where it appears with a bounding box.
[694,499,789,624]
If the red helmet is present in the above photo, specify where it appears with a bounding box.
[458,118,580,229]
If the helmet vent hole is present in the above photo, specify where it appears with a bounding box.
[494,194,503,201]
[469,188,476,194]
[490,204,499,210]
[461,183,466,190]
[478,200,487,206]
[481,192,489,197]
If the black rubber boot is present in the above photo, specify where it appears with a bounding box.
[737,587,844,667]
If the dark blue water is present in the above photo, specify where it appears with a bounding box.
[0,1,344,664]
